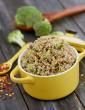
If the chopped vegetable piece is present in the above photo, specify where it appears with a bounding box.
[15,6,43,27]
[33,18,52,36]
[7,30,25,47]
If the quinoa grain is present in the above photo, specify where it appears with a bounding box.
[21,35,76,76]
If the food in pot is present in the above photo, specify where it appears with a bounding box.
[21,35,76,76]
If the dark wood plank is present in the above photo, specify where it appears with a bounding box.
[0,86,28,110]
[19,86,84,110]
[4,0,85,110]
[0,1,29,110]
[75,60,85,107]
[53,0,85,107]
[58,0,85,36]
[0,45,29,110]
[0,0,85,110]
[0,48,28,110]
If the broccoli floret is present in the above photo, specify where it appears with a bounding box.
[7,30,25,47]
[15,6,43,27]
[33,18,52,36]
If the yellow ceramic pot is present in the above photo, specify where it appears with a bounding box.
[10,46,85,100]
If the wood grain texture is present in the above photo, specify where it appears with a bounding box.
[19,86,85,110]
[58,0,85,35]
[0,0,85,110]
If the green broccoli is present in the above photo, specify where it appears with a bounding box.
[7,30,25,47]
[15,6,43,27]
[33,18,52,36]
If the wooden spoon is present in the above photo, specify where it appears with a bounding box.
[16,5,85,31]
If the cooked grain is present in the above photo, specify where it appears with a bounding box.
[21,35,76,76]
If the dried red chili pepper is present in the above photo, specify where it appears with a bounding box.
[0,74,15,101]
[0,64,10,72]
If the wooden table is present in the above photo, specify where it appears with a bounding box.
[0,0,85,110]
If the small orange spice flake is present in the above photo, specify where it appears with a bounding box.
[0,64,9,72]
[0,74,15,101]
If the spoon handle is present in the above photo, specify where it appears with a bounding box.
[8,43,28,64]
[43,5,85,22]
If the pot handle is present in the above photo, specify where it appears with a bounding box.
[10,66,34,84]
[78,48,85,62]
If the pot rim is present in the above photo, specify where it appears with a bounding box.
[18,46,79,78]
